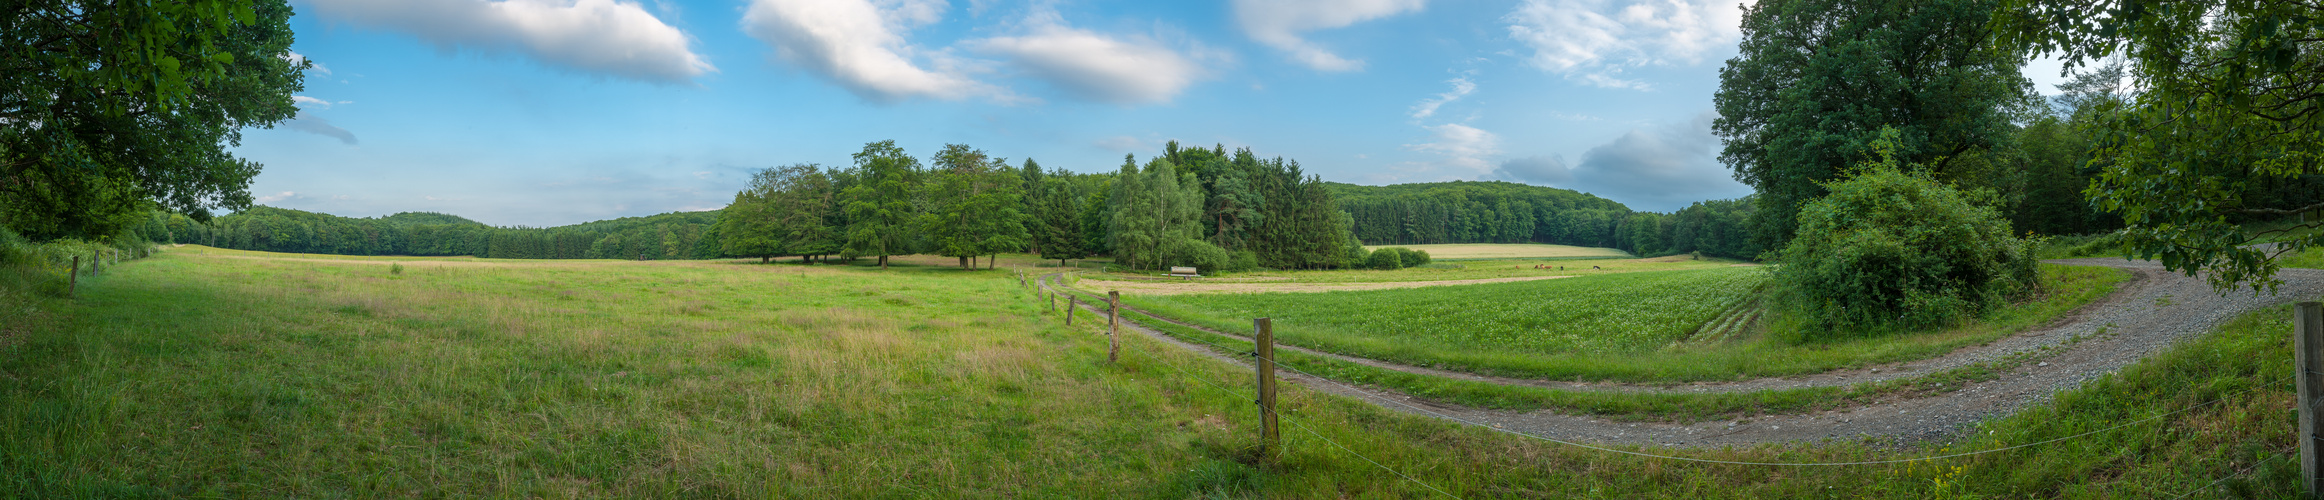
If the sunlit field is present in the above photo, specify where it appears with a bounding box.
[0,247,2291,497]
[1113,264,2127,383]
[1361,243,1633,260]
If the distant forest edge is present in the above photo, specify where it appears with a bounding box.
[132,145,1760,263]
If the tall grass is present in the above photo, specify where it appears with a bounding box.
[0,247,2292,497]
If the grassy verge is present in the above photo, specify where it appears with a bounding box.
[0,249,2292,497]
[1080,255,1746,284]
[1116,264,2126,383]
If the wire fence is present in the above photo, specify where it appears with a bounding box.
[1036,271,2302,496]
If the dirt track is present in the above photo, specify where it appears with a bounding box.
[1044,258,2324,447]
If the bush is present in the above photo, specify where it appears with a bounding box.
[1404,249,1431,267]
[1366,248,1404,270]
[1226,250,1259,272]
[1164,238,1230,274]
[1771,159,2038,340]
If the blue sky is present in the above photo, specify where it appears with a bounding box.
[242,0,2077,227]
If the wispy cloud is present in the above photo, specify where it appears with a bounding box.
[1409,77,1474,119]
[1406,122,1500,177]
[970,9,1210,104]
[1234,0,1425,72]
[741,0,1003,102]
[284,110,359,145]
[1505,0,1747,89]
[305,0,714,84]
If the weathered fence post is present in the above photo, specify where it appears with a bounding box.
[1048,293,1055,312]
[90,250,100,276]
[1066,296,1077,325]
[68,256,79,297]
[1107,291,1121,364]
[1255,318,1280,460]
[2299,302,2324,499]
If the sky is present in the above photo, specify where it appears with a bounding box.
[240,0,2082,227]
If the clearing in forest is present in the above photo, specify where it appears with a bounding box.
[1363,243,1631,260]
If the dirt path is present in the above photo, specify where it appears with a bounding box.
[1073,275,1576,295]
[1044,258,2324,446]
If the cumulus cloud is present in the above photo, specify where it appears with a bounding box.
[284,110,359,145]
[304,0,713,84]
[742,0,1002,102]
[1410,77,1474,119]
[256,191,302,204]
[1406,122,1500,177]
[1234,0,1425,72]
[969,14,1208,104]
[1505,0,1747,89]
[1498,111,1750,211]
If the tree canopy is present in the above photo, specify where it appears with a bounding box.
[1715,0,2036,250]
[2,0,306,240]
[2000,0,2324,292]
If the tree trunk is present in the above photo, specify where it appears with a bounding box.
[761,255,771,263]
[879,255,888,270]
[960,255,970,269]
[988,253,997,270]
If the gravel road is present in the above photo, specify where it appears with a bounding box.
[1042,258,2324,447]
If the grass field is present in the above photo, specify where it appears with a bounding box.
[1118,264,2128,382]
[0,247,2292,497]
[1082,255,1746,286]
[1361,243,1632,260]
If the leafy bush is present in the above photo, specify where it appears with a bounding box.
[1403,249,1431,267]
[1772,153,2038,340]
[1226,250,1259,272]
[1366,248,1403,269]
[1163,238,1230,274]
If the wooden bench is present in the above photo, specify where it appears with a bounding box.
[1166,266,1201,279]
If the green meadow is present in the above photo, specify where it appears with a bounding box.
[0,248,2296,497]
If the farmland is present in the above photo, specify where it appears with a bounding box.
[1116,264,2128,382]
[0,248,2302,496]
[1359,242,1632,260]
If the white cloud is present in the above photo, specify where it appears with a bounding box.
[257,191,300,204]
[304,0,713,84]
[284,111,359,145]
[970,13,1207,104]
[742,0,1002,102]
[1505,0,1747,89]
[1234,0,1425,72]
[1406,122,1500,176]
[1409,77,1474,119]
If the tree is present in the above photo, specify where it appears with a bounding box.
[717,173,785,262]
[1999,0,2324,292]
[841,141,920,270]
[1107,156,1210,270]
[1033,176,1089,266]
[1714,0,2036,251]
[771,164,842,263]
[2,0,306,239]
[921,144,1028,270]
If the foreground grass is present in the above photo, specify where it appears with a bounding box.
[0,248,2292,497]
[1120,264,2126,383]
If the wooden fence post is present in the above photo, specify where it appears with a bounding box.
[1107,291,1121,364]
[1066,296,1077,325]
[1048,293,1055,312]
[1255,318,1280,460]
[68,256,79,297]
[2299,302,2324,499]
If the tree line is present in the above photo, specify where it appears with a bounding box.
[139,207,724,260]
[1332,181,1763,260]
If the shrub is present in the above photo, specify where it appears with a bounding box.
[1771,151,2038,340]
[1164,238,1230,274]
[1404,249,1431,267]
[1366,248,1404,270]
[1226,250,1259,272]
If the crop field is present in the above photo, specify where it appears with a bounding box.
[1357,240,1626,258]
[1121,264,2129,382]
[1084,255,1745,286]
